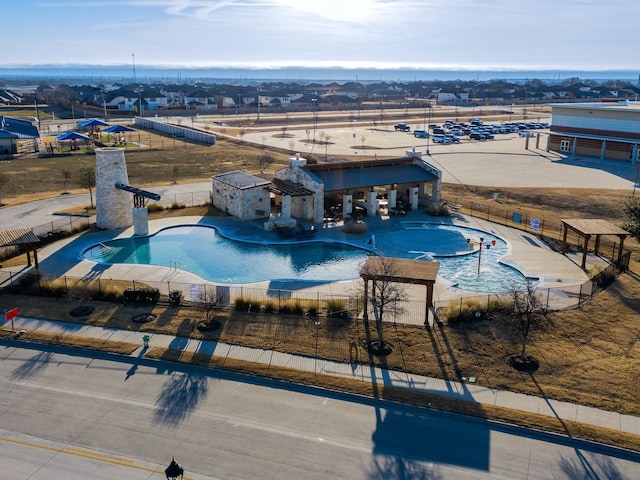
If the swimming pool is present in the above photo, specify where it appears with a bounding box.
[382,222,530,292]
[83,223,530,292]
[83,225,370,284]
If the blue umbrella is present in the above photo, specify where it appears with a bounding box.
[104,124,135,133]
[57,131,91,141]
[79,118,110,128]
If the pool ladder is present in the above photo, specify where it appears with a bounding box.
[98,242,112,255]
[170,260,185,271]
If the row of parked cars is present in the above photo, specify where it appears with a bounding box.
[394,119,549,143]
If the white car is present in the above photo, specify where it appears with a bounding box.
[519,130,535,137]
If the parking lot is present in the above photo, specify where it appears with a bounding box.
[241,121,638,190]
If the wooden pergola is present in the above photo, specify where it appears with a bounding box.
[360,257,439,326]
[560,219,630,269]
[0,228,41,269]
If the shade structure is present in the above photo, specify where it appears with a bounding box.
[79,118,110,128]
[104,124,135,133]
[57,131,92,141]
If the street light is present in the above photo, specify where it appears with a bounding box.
[312,98,318,144]
[426,103,432,155]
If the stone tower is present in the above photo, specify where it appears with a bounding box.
[95,147,133,230]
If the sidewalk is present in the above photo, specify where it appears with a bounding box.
[8,315,640,438]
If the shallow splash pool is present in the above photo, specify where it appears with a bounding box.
[83,225,369,284]
[384,222,530,292]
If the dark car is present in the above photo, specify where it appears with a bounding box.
[469,132,485,140]
[394,123,411,132]
[413,129,429,138]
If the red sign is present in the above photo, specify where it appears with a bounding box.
[4,308,18,322]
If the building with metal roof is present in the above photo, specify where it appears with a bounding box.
[212,171,271,221]
[274,153,441,224]
[0,116,40,157]
[548,100,640,162]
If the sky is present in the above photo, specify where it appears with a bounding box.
[4,0,640,74]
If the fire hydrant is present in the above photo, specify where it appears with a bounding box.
[142,334,150,348]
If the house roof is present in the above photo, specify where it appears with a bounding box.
[213,171,271,189]
[0,116,40,139]
[304,158,438,192]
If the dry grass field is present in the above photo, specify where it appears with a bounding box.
[1,124,639,451]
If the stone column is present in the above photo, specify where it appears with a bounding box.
[388,188,397,209]
[95,147,133,230]
[410,186,419,211]
[342,193,353,218]
[367,190,377,216]
[281,195,292,218]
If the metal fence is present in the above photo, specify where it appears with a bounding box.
[445,196,630,267]
[135,117,217,145]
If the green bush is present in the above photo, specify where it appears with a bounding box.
[123,287,160,303]
[169,290,183,306]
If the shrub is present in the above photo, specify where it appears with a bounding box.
[123,287,160,303]
[306,305,318,317]
[326,299,349,318]
[444,297,508,324]
[147,203,165,212]
[291,302,304,316]
[169,290,183,306]
[170,202,186,210]
[279,303,294,315]
[425,204,451,217]
[234,297,253,311]
[263,301,276,313]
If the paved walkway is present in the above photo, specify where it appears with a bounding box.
[6,315,640,440]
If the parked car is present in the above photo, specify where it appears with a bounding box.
[519,130,536,137]
[444,134,460,143]
[432,135,450,144]
[394,123,411,132]
[469,132,485,140]
[413,129,429,138]
[432,127,448,135]
[482,133,495,140]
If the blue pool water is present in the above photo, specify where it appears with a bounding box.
[83,225,369,283]
[84,223,530,291]
[383,222,529,292]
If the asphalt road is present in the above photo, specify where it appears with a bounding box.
[1,182,212,230]
[1,340,638,479]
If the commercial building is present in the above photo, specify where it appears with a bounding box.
[548,100,640,162]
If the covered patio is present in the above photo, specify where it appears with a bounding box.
[560,218,630,269]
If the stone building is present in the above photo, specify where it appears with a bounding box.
[211,171,271,220]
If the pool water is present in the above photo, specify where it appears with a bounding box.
[83,225,369,284]
[84,223,530,292]
[384,222,530,292]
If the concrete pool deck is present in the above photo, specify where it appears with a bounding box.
[6,208,599,313]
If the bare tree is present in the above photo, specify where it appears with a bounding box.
[171,164,179,184]
[324,133,331,161]
[75,167,96,208]
[238,129,246,143]
[361,135,366,150]
[359,257,408,353]
[281,125,288,137]
[195,286,225,330]
[288,139,296,154]
[507,279,546,361]
[61,169,72,194]
[256,153,274,175]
